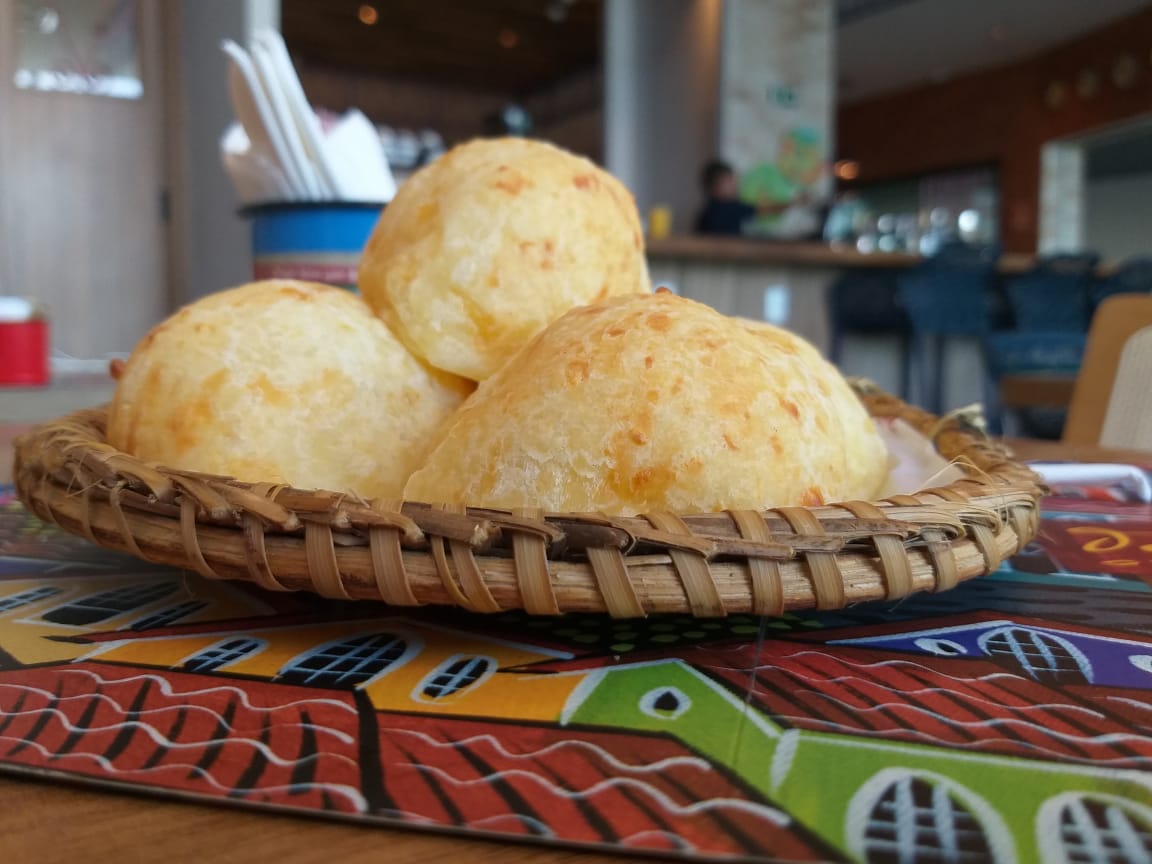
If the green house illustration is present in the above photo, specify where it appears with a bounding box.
[562,656,1152,863]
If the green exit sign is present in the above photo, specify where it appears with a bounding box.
[772,85,798,107]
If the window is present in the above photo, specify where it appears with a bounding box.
[980,627,1092,685]
[40,581,179,626]
[131,600,210,631]
[182,638,267,673]
[861,775,994,864]
[416,656,495,701]
[1042,794,1152,864]
[913,637,967,656]
[0,586,61,613]
[1131,655,1152,674]
[277,632,413,689]
[639,686,692,720]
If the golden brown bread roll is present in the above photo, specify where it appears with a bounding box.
[404,292,890,514]
[108,280,471,497]
[358,137,651,381]
[737,316,891,503]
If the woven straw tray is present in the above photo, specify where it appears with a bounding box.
[12,387,1044,619]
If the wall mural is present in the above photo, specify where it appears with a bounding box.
[741,126,827,239]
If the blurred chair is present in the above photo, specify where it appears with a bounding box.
[1005,251,1100,332]
[827,268,911,399]
[988,251,1100,436]
[1064,294,1152,450]
[1036,251,1102,276]
[1090,256,1152,310]
[897,245,998,419]
[986,331,1086,437]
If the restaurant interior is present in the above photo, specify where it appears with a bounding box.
[3,3,1152,862]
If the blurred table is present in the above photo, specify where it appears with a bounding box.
[1005,436,1150,464]
[0,424,29,485]
[0,372,115,424]
[0,774,604,864]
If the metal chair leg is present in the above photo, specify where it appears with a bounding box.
[931,334,946,415]
[897,334,912,401]
[829,325,843,367]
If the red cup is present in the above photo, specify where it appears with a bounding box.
[0,319,49,386]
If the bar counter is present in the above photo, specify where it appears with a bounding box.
[646,235,918,269]
[646,235,1042,273]
[644,235,1030,411]
[646,236,931,403]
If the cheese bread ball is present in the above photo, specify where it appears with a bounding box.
[738,317,891,504]
[108,280,471,498]
[405,292,890,514]
[358,137,651,381]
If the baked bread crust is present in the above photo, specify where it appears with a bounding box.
[358,137,651,381]
[108,280,471,498]
[405,292,889,514]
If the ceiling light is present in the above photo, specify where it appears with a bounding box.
[358,4,378,26]
[1112,53,1138,89]
[36,8,59,35]
[958,209,980,234]
[498,28,519,48]
[1077,68,1100,99]
[546,0,574,23]
[834,160,860,181]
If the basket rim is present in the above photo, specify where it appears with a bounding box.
[12,388,1045,619]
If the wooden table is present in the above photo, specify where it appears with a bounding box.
[1003,436,1150,464]
[0,774,605,863]
[0,425,1146,862]
[0,424,29,485]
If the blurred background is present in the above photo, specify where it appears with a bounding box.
[2,0,1151,432]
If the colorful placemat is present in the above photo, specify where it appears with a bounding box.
[2,482,1152,862]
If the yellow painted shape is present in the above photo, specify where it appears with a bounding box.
[0,573,276,667]
[226,620,426,678]
[367,668,587,722]
[90,633,230,669]
[88,621,386,675]
[84,617,578,722]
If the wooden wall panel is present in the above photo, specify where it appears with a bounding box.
[295,62,604,160]
[296,62,507,145]
[838,6,1152,253]
[522,67,603,161]
[0,0,169,359]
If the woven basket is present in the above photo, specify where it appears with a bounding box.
[12,387,1044,618]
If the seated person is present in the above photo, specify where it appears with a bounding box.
[695,159,803,237]
[694,160,756,236]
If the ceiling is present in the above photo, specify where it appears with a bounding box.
[281,0,602,94]
[283,0,1152,101]
[839,0,1152,103]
